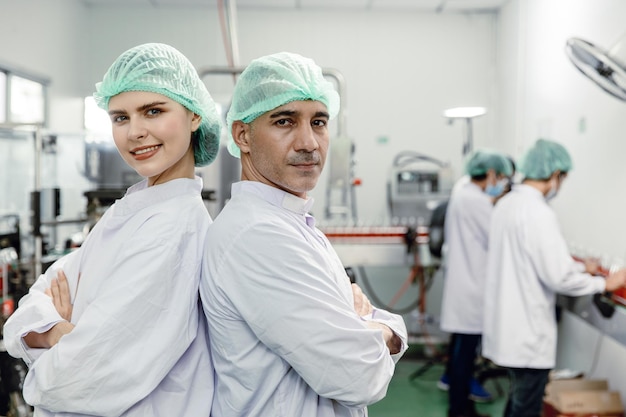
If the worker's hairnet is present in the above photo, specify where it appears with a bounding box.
[464,149,514,177]
[226,51,340,158]
[519,139,573,180]
[93,43,222,167]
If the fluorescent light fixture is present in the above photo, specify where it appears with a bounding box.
[443,106,487,119]
[443,106,488,156]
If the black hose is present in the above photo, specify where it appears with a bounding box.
[356,265,419,315]
[392,151,446,168]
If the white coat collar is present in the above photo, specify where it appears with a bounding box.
[115,176,203,216]
[232,181,315,216]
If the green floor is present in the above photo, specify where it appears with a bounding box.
[368,351,509,417]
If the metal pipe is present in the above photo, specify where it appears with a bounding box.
[0,122,43,129]
[225,0,240,67]
[41,218,88,226]
[34,128,42,201]
[463,118,473,156]
[197,66,246,77]
[33,127,43,278]
[320,67,347,139]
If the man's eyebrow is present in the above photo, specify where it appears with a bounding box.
[268,110,297,118]
[267,110,330,119]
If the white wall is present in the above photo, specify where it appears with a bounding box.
[0,0,89,132]
[83,6,500,222]
[498,0,626,260]
[0,1,500,224]
[496,1,626,395]
[3,0,625,255]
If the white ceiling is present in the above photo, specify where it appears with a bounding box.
[79,0,509,13]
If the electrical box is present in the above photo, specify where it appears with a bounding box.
[388,167,451,224]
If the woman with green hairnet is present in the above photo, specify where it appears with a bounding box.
[439,148,512,417]
[4,43,221,416]
[482,139,626,417]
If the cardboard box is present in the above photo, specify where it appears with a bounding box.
[546,379,609,396]
[543,379,625,417]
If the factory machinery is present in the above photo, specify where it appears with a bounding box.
[319,150,626,382]
[0,217,32,416]
[1,34,626,406]
[318,151,455,362]
[319,209,626,389]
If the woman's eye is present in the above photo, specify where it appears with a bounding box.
[112,115,127,123]
[147,108,162,116]
[313,119,327,127]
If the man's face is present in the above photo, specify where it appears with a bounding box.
[234,100,330,198]
[486,169,507,187]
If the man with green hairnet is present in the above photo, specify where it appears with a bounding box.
[439,148,513,417]
[482,139,626,417]
[199,52,408,417]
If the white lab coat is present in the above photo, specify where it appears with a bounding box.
[450,175,470,196]
[440,181,493,334]
[200,181,408,417]
[482,184,605,369]
[3,177,214,417]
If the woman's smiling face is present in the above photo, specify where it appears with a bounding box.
[108,91,201,185]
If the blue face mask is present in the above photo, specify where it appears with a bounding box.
[485,179,507,197]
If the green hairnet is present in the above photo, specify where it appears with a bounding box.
[93,43,222,167]
[464,149,513,177]
[226,51,340,158]
[519,139,573,180]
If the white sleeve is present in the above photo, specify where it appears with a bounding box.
[474,197,494,249]
[220,222,400,408]
[21,229,203,416]
[528,209,606,296]
[3,250,82,365]
[364,307,409,363]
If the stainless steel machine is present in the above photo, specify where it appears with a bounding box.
[387,151,453,226]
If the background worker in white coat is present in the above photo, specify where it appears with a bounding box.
[437,155,517,402]
[440,149,513,417]
[3,43,221,416]
[482,138,626,417]
[200,51,408,417]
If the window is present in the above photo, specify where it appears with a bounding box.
[10,75,45,124]
[0,64,49,126]
[0,72,5,123]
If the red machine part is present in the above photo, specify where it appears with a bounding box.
[571,255,626,306]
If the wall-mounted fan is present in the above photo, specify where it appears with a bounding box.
[565,34,626,101]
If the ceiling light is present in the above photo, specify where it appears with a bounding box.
[443,106,487,119]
